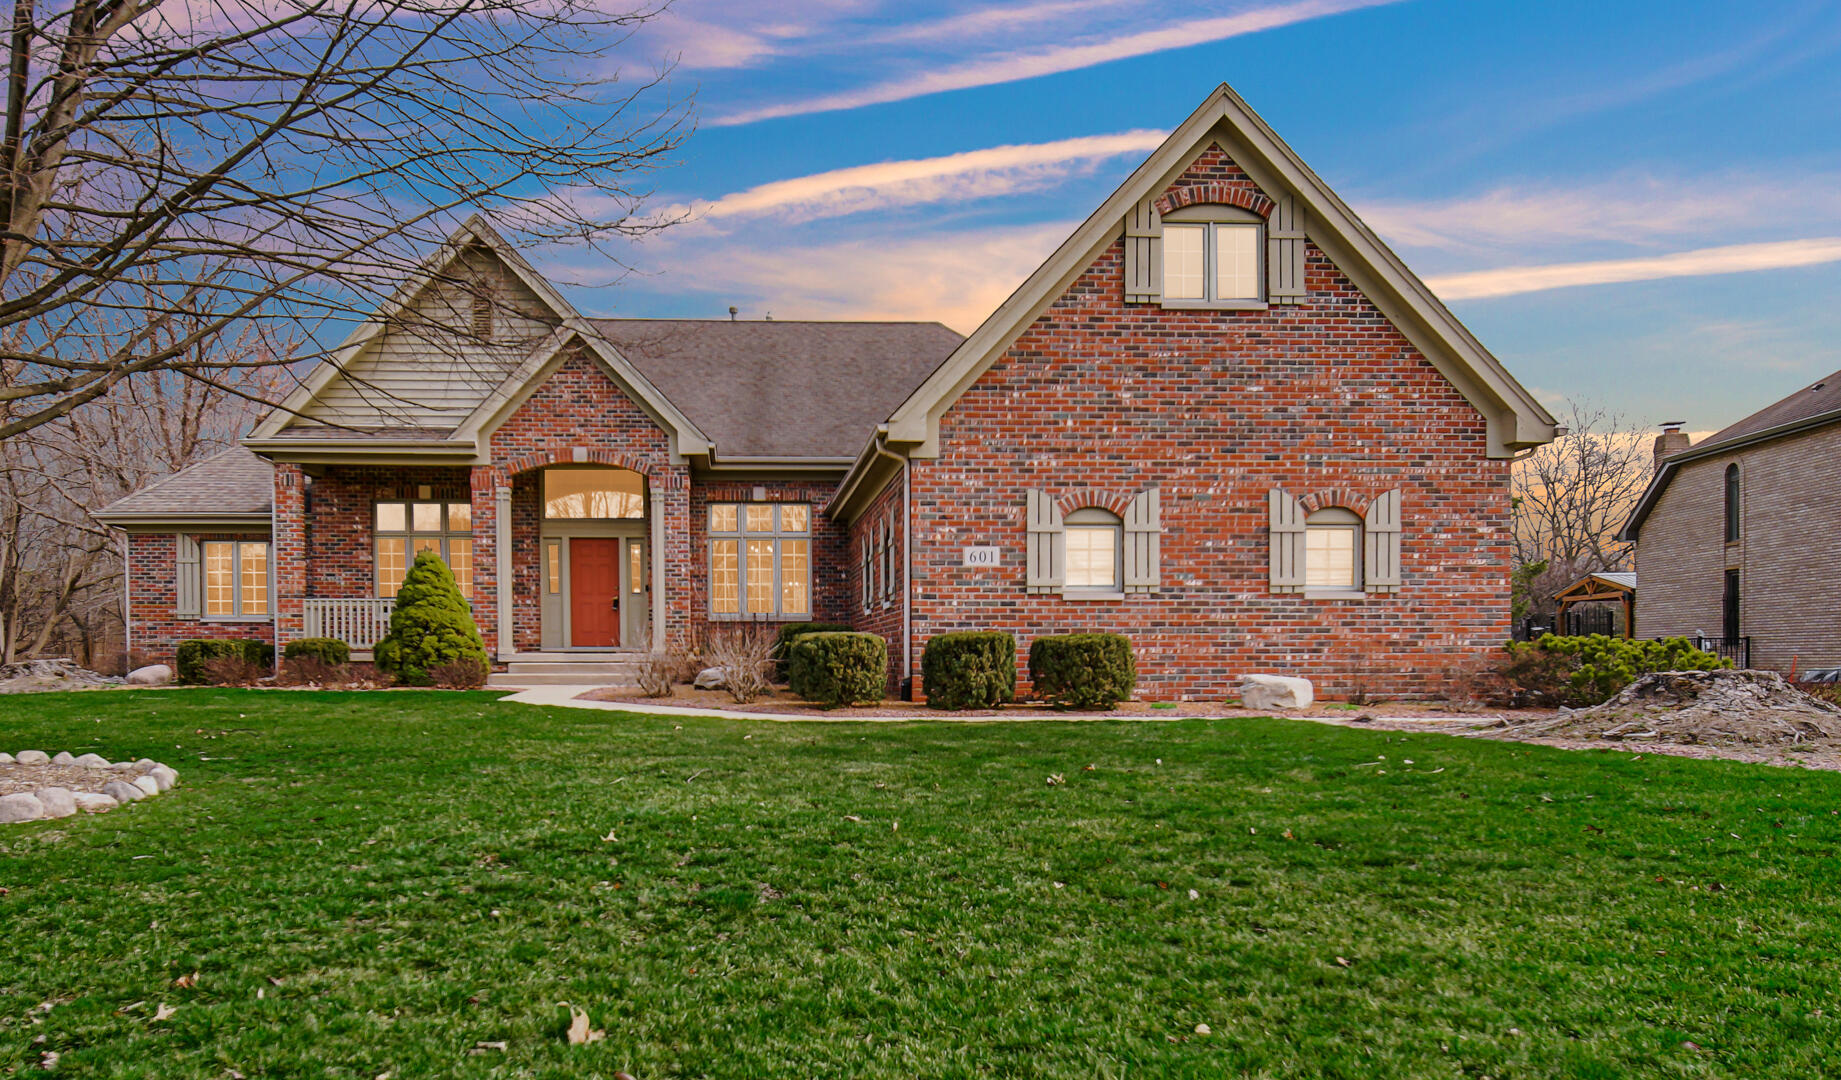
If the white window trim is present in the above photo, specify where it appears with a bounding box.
[201,539,271,621]
[374,500,474,599]
[708,502,813,620]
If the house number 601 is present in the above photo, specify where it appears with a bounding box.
[962,546,1001,567]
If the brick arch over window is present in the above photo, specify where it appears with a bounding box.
[501,447,684,489]
[1154,184,1274,218]
[1054,488,1135,518]
[1296,488,1372,516]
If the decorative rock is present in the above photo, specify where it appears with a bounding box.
[73,792,119,813]
[149,765,178,792]
[0,792,45,823]
[126,663,174,686]
[693,666,728,690]
[1239,674,1315,711]
[131,774,161,797]
[15,750,49,766]
[131,758,158,773]
[74,753,111,768]
[35,787,77,819]
[104,779,146,803]
[51,751,75,765]
[0,752,12,764]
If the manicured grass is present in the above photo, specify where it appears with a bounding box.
[2,691,1839,1078]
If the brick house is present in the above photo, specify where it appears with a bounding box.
[98,85,1558,697]
[1619,372,1841,671]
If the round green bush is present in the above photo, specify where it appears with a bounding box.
[788,632,887,708]
[374,551,489,687]
[283,637,351,666]
[1028,633,1136,709]
[772,621,853,680]
[921,631,1016,710]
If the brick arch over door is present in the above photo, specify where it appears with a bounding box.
[500,448,685,490]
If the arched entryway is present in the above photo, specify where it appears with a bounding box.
[535,465,650,649]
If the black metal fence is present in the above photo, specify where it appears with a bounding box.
[1687,635,1751,668]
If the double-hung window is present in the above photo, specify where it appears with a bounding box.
[1064,508,1123,592]
[376,501,474,599]
[203,540,269,618]
[1162,217,1263,304]
[1304,508,1362,593]
[710,503,811,618]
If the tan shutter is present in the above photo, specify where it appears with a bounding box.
[1025,490,1064,593]
[1364,488,1403,593]
[1124,487,1161,592]
[1268,489,1306,593]
[1268,194,1307,305]
[175,534,202,617]
[1122,196,1162,304]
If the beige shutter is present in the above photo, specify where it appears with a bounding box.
[1124,487,1161,592]
[1268,193,1307,305]
[1364,489,1403,593]
[1122,196,1162,304]
[1268,489,1306,594]
[175,534,202,617]
[1025,490,1064,593]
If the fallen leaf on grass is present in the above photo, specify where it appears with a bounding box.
[1194,1023,1212,1036]
[842,814,863,823]
[600,830,618,843]
[117,1000,145,1014]
[1046,774,1064,787]
[153,1003,178,1022]
[173,971,199,989]
[468,1041,508,1055]
[562,1003,604,1045]
[1334,956,1352,968]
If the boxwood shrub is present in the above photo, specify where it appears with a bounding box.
[788,632,887,708]
[175,638,275,684]
[772,622,854,680]
[1028,633,1136,709]
[921,631,1016,710]
[283,637,352,666]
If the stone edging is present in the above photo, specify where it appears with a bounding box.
[0,751,179,823]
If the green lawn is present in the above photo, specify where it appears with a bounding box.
[2,691,1838,1078]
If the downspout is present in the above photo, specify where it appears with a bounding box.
[870,429,912,698]
[270,491,281,677]
[119,529,131,672]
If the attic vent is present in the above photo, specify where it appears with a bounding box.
[471,292,494,339]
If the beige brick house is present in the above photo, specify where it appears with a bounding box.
[1621,373,1841,671]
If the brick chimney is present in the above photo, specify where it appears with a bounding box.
[1653,422,1690,472]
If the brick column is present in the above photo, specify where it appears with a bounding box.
[273,463,307,649]
[469,465,503,661]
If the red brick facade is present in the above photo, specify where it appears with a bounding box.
[125,532,276,664]
[897,148,1511,699]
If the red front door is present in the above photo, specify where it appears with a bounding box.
[570,538,621,648]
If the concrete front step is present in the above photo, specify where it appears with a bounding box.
[505,661,644,676]
[490,652,645,689]
[489,672,635,688]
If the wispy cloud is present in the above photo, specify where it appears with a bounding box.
[671,130,1166,224]
[861,0,1126,45]
[711,0,1405,126]
[1426,237,1841,300]
[1362,173,1841,254]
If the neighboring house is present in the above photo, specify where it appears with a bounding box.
[1621,375,1841,671]
[97,84,1559,698]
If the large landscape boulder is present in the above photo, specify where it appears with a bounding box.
[1239,674,1315,711]
[14,750,49,766]
[0,793,45,823]
[126,664,174,686]
[693,667,728,690]
[34,787,77,819]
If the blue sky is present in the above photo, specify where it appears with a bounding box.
[535,0,1841,434]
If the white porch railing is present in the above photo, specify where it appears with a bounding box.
[303,598,396,651]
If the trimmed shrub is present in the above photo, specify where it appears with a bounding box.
[921,631,1016,710]
[772,621,853,679]
[1496,633,1730,707]
[176,638,274,684]
[283,637,351,666]
[1028,633,1136,709]
[373,550,489,687]
[788,632,888,708]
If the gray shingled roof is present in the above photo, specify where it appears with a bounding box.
[1693,367,1841,453]
[590,319,963,459]
[95,446,274,522]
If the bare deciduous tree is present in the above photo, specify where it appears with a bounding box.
[1510,401,1653,621]
[0,0,688,441]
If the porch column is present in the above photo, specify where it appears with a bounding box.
[496,483,513,661]
[273,463,307,649]
[650,487,666,652]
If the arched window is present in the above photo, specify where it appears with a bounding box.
[1064,507,1124,592]
[543,467,644,519]
[1304,507,1363,592]
[1723,463,1740,543]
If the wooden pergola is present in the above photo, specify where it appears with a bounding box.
[1553,572,1636,639]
